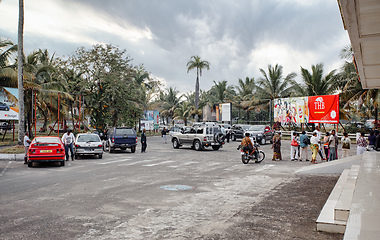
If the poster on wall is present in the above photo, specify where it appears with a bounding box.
[0,87,19,120]
[273,97,309,123]
[143,110,159,129]
[220,103,231,122]
[308,94,339,124]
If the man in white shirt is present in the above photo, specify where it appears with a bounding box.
[62,129,75,161]
[23,132,31,164]
[313,126,326,161]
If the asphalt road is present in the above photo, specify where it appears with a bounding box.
[0,137,351,239]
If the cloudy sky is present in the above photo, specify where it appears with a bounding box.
[0,0,350,94]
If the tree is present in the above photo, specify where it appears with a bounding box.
[211,80,235,103]
[186,56,210,121]
[234,77,256,122]
[300,63,336,96]
[159,87,180,125]
[256,64,298,100]
[173,101,192,126]
[17,0,25,145]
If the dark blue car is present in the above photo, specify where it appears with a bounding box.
[104,127,137,153]
[0,102,10,111]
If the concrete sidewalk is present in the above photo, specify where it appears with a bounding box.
[0,153,24,161]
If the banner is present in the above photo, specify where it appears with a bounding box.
[0,87,19,120]
[308,94,339,123]
[273,97,308,123]
[220,103,231,122]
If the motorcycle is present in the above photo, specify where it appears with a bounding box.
[237,141,265,164]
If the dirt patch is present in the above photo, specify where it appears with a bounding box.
[200,175,343,240]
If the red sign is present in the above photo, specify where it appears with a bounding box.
[308,94,339,123]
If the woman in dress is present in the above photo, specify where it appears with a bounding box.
[272,132,282,161]
[357,132,368,155]
[310,131,319,164]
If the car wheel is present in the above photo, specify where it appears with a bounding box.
[61,160,65,166]
[172,138,180,149]
[74,154,78,159]
[5,107,9,111]
[232,134,236,141]
[131,146,136,153]
[194,140,202,151]
[98,154,103,159]
[27,161,33,167]
[212,146,220,150]
[260,138,266,145]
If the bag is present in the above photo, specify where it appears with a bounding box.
[342,140,350,149]
[291,138,299,147]
[303,136,310,145]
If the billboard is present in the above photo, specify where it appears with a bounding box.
[143,110,159,129]
[274,94,339,124]
[0,87,19,120]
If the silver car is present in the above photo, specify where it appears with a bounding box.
[74,133,103,159]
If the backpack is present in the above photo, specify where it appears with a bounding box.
[303,136,310,145]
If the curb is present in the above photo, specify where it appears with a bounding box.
[0,154,24,161]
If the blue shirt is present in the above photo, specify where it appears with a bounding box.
[299,134,308,148]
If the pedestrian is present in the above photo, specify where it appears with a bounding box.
[161,127,168,144]
[357,132,368,155]
[226,127,231,143]
[341,132,351,158]
[271,132,282,161]
[328,130,337,161]
[368,130,376,150]
[290,131,299,161]
[141,129,147,153]
[61,129,75,161]
[23,132,31,164]
[310,131,319,164]
[299,131,309,161]
[313,126,326,161]
[334,130,339,159]
[323,132,330,161]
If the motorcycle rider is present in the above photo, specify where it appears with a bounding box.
[241,132,258,160]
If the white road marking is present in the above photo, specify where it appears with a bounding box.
[255,164,275,172]
[97,159,132,165]
[142,160,174,167]
[0,161,12,177]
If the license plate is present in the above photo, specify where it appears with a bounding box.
[40,150,52,153]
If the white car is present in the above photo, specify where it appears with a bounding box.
[74,133,103,159]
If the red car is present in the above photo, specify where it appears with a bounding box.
[27,136,65,167]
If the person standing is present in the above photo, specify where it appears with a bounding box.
[290,131,299,161]
[272,132,282,161]
[23,132,31,164]
[328,130,337,161]
[313,126,326,161]
[323,132,330,161]
[357,132,368,155]
[310,132,319,164]
[368,131,376,150]
[161,127,168,144]
[341,132,351,158]
[61,129,75,161]
[141,129,147,153]
[226,127,231,143]
[299,131,309,161]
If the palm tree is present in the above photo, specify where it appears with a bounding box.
[159,87,180,124]
[173,101,192,126]
[300,63,336,96]
[211,80,235,103]
[18,0,25,144]
[186,56,210,121]
[256,64,298,100]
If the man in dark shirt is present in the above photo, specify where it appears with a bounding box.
[141,129,147,153]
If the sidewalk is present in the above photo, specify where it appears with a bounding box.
[0,153,24,161]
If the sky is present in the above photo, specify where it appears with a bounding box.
[0,0,350,95]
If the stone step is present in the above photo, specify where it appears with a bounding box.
[316,168,350,234]
[343,152,380,240]
[334,165,360,221]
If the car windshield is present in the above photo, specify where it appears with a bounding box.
[115,128,135,135]
[248,125,265,131]
[77,134,100,142]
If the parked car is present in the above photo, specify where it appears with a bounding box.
[74,133,103,159]
[27,136,65,167]
[0,102,10,111]
[231,124,252,141]
[104,127,137,153]
[171,125,225,151]
[0,122,12,130]
[244,125,275,145]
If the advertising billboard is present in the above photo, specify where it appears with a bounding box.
[308,95,339,124]
[0,87,19,120]
[274,97,308,123]
[143,110,159,129]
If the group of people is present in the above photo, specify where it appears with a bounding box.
[271,126,374,164]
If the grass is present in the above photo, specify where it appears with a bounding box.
[0,145,25,154]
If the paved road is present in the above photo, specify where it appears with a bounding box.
[0,137,353,239]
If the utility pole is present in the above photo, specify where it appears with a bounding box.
[17,0,25,145]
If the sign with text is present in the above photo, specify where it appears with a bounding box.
[308,94,339,123]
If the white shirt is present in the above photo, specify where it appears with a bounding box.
[310,135,319,145]
[313,130,321,140]
[24,135,31,147]
[62,132,75,145]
